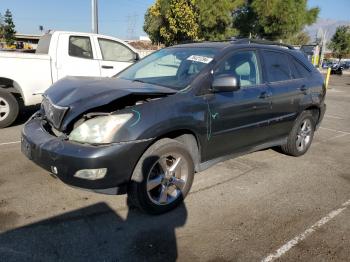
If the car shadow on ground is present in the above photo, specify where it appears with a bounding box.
[0,200,188,262]
[12,105,40,127]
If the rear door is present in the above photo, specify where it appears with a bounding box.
[56,34,101,80]
[261,50,309,140]
[204,49,272,160]
[95,37,137,77]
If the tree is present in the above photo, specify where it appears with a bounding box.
[144,0,245,45]
[233,0,319,41]
[144,0,200,46]
[3,9,16,45]
[328,25,350,62]
[196,0,244,41]
[287,31,311,45]
[0,12,4,40]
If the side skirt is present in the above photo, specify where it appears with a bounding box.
[197,137,287,172]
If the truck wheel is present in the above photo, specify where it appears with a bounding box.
[0,91,19,128]
[281,111,315,157]
[128,138,194,215]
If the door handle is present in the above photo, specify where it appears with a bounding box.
[259,91,272,99]
[101,65,114,69]
[298,85,307,92]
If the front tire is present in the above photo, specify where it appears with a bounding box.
[128,138,194,215]
[281,111,315,156]
[0,91,19,128]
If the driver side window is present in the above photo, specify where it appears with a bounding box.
[214,50,261,87]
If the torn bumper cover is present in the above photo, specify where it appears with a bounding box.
[21,118,152,194]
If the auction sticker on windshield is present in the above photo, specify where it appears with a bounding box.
[187,55,213,64]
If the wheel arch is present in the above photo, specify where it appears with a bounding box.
[155,129,201,172]
[303,105,321,125]
[133,128,202,176]
[0,77,24,102]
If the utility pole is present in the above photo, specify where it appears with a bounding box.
[92,0,98,34]
[320,29,328,68]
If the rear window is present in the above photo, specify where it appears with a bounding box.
[289,57,311,79]
[36,33,52,54]
[262,50,292,82]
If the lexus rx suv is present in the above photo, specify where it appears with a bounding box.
[21,39,326,214]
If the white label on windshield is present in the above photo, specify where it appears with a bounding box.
[187,55,213,64]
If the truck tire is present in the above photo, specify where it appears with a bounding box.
[0,91,19,128]
[281,111,315,157]
[128,138,194,215]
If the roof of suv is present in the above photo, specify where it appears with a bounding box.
[173,39,296,51]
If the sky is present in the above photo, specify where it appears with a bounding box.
[0,0,349,39]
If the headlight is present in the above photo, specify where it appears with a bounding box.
[69,114,133,144]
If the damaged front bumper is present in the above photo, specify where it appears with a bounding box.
[21,117,152,195]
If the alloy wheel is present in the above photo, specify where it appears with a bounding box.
[296,119,312,152]
[0,98,10,121]
[146,153,188,205]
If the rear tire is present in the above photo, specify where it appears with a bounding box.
[281,111,315,157]
[0,91,19,128]
[128,138,194,215]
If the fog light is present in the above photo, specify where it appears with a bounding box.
[74,168,107,180]
[51,166,58,174]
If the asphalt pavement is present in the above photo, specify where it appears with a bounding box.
[0,76,349,262]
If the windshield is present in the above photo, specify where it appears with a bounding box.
[117,47,217,90]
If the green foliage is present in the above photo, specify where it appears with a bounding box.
[0,12,4,41]
[144,0,245,45]
[287,31,311,45]
[144,0,199,46]
[3,9,16,45]
[233,0,319,41]
[4,9,16,44]
[144,0,318,45]
[196,0,244,40]
[328,26,350,61]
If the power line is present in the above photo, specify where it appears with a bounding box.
[126,13,139,39]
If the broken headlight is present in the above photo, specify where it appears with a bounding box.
[69,114,133,144]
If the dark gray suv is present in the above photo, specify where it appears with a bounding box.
[21,39,326,214]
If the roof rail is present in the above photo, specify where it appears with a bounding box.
[232,38,295,50]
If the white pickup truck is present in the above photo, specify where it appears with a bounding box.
[0,31,140,128]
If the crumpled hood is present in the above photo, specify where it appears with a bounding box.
[44,76,176,131]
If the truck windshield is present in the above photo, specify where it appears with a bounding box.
[117,48,217,90]
[36,34,52,54]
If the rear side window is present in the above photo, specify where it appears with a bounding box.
[69,36,93,59]
[289,57,311,79]
[262,50,292,82]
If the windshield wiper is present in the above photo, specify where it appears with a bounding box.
[132,79,146,83]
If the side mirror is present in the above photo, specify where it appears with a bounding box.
[133,52,140,62]
[211,75,240,92]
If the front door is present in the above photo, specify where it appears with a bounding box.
[96,38,136,77]
[204,49,272,161]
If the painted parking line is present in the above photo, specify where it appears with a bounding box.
[0,141,21,146]
[324,114,344,120]
[319,127,350,135]
[261,199,350,262]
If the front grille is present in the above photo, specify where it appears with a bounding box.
[41,96,68,130]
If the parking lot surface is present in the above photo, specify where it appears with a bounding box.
[0,76,349,262]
